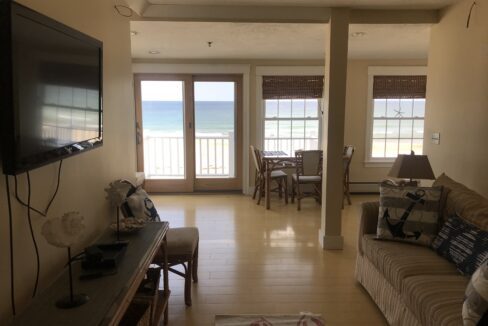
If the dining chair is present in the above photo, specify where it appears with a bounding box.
[153,227,199,307]
[250,145,288,205]
[291,150,323,211]
[343,145,355,207]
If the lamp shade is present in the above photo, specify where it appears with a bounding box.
[388,154,435,180]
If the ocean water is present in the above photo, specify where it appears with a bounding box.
[142,101,234,136]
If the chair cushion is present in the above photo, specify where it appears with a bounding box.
[402,275,468,326]
[292,174,321,183]
[270,170,287,179]
[362,234,460,291]
[167,227,199,257]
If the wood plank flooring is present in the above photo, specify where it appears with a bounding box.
[151,194,387,326]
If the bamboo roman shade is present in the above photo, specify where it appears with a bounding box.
[262,75,324,100]
[373,75,427,99]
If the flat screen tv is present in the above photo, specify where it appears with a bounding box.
[0,1,103,175]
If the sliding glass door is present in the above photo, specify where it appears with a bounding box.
[134,74,242,192]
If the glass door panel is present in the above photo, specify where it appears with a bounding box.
[193,76,242,191]
[194,81,235,178]
[141,81,185,179]
[135,75,194,193]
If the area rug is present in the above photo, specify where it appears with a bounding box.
[215,313,325,326]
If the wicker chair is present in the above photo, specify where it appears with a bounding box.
[291,150,323,211]
[343,145,355,207]
[250,145,288,205]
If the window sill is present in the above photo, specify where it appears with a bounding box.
[363,161,394,168]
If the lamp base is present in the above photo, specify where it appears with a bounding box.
[56,294,89,309]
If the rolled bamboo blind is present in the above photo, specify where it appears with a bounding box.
[373,75,427,99]
[262,75,324,100]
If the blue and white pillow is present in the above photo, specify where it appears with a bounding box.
[432,215,488,276]
[377,183,443,246]
[463,260,488,326]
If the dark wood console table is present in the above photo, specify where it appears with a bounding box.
[11,222,170,326]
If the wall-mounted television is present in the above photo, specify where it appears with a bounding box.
[0,1,103,175]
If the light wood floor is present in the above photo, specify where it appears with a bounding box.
[152,193,387,326]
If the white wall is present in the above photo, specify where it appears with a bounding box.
[0,0,136,322]
[424,0,488,196]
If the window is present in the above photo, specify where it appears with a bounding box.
[264,99,320,156]
[366,67,427,163]
[261,75,323,156]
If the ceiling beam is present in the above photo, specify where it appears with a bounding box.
[350,9,439,24]
[131,4,439,24]
[140,5,331,23]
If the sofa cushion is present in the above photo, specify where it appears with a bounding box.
[377,183,443,246]
[433,174,488,231]
[432,215,488,276]
[362,235,459,291]
[401,275,468,326]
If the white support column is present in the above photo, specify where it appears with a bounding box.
[319,8,350,250]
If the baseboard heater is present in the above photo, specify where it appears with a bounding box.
[349,181,380,194]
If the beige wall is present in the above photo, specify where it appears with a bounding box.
[424,0,488,196]
[345,59,427,186]
[0,0,136,322]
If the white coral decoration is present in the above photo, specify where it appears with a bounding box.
[104,180,132,207]
[41,212,85,248]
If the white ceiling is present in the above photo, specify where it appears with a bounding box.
[146,0,458,10]
[130,21,431,60]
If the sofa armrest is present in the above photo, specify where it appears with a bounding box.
[358,201,379,255]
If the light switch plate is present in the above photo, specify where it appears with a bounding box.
[431,132,440,145]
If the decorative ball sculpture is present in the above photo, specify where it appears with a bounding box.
[42,212,89,309]
[104,180,132,208]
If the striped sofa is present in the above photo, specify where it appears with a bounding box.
[355,174,488,326]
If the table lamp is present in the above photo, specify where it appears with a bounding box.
[388,151,435,186]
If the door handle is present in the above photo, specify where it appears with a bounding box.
[136,122,142,145]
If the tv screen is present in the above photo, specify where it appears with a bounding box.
[0,2,103,175]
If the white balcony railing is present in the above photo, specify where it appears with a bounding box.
[143,132,235,179]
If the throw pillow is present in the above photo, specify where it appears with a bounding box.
[463,260,488,326]
[377,182,443,246]
[432,215,488,276]
[124,188,160,222]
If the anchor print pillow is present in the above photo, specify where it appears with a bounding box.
[377,182,443,246]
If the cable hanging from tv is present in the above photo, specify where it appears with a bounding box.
[114,4,133,17]
[466,1,477,29]
[5,175,16,315]
[14,160,63,217]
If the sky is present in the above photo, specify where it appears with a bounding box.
[141,81,235,102]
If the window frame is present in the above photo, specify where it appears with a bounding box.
[255,66,325,154]
[365,66,428,167]
[263,98,321,156]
